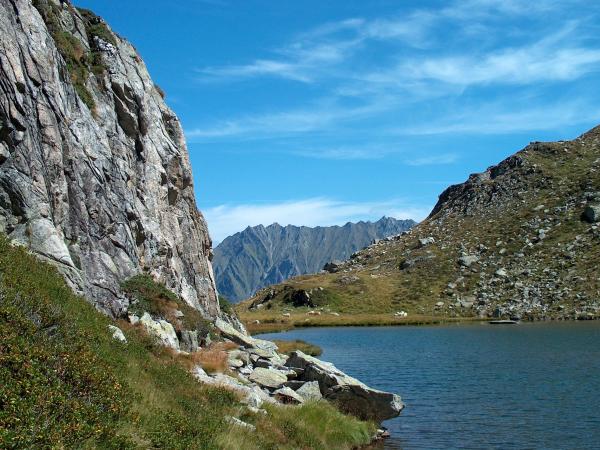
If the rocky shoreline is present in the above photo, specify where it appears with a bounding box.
[118,307,404,433]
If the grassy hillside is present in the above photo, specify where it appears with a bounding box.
[0,235,375,449]
[237,127,600,332]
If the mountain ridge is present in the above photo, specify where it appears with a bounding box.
[214,217,416,301]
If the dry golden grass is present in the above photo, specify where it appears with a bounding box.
[181,341,238,373]
[241,311,483,334]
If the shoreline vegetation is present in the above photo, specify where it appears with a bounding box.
[271,339,323,356]
[239,311,487,335]
[239,309,600,335]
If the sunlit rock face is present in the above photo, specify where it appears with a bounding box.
[0,0,219,318]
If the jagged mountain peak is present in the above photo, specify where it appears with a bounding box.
[213,217,416,301]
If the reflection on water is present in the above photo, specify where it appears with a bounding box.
[258,322,600,450]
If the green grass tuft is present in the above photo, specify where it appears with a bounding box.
[271,339,323,356]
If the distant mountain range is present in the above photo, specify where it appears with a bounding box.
[213,217,416,302]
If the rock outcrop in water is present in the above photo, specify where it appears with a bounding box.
[197,319,404,422]
[0,0,218,318]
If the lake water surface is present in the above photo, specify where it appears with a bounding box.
[258,322,600,449]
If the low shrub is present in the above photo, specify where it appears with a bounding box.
[121,274,213,334]
[219,295,233,315]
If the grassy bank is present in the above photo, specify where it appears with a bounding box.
[0,235,375,449]
[239,310,484,335]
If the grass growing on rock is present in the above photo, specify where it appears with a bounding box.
[122,274,212,335]
[271,339,323,356]
[32,1,119,114]
[0,235,375,449]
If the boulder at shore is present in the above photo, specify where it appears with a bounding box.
[285,350,404,422]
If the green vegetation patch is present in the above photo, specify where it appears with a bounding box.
[0,235,131,448]
[271,339,323,356]
[77,8,118,46]
[0,234,375,449]
[218,295,233,315]
[220,400,375,450]
[121,274,212,335]
[32,1,119,114]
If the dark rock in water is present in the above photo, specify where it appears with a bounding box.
[285,350,404,422]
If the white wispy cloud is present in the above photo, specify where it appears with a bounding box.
[196,0,591,84]
[188,0,600,143]
[290,143,395,160]
[197,34,362,83]
[394,100,600,136]
[388,25,600,87]
[405,153,458,166]
[203,198,429,244]
[186,98,389,139]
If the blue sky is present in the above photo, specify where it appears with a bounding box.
[76,0,600,243]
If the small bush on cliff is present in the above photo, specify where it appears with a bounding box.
[77,8,118,46]
[219,295,234,315]
[122,274,213,334]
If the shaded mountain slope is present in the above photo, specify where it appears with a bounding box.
[214,217,415,302]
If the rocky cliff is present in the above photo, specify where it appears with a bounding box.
[0,0,219,318]
[214,217,415,302]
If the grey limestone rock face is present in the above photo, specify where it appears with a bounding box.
[0,0,219,318]
[285,350,404,422]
